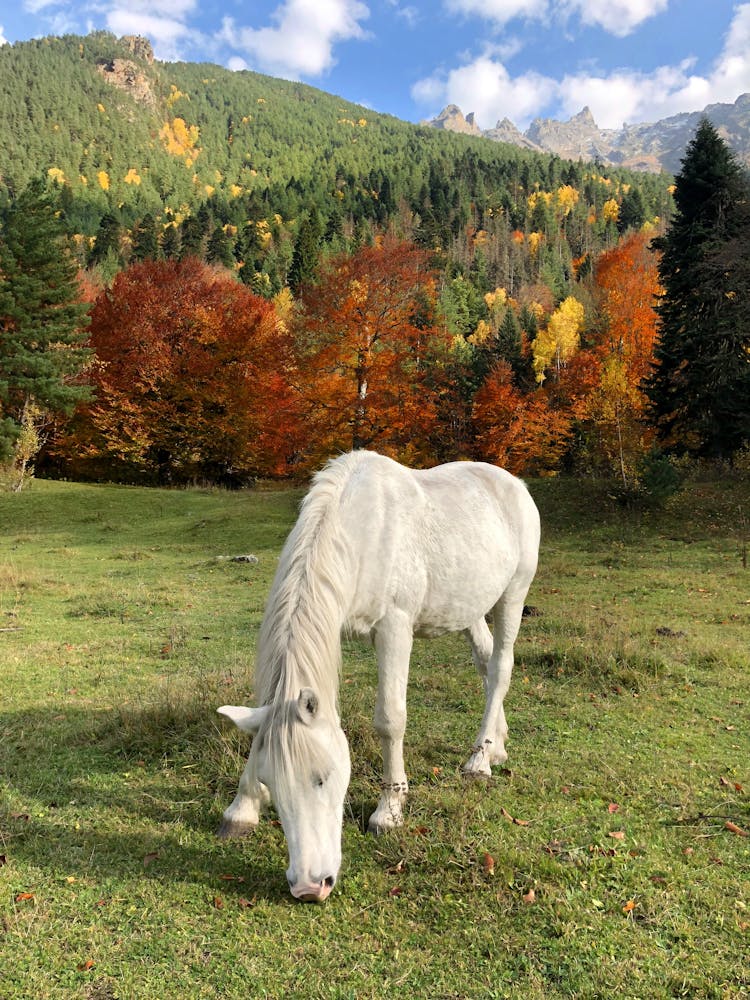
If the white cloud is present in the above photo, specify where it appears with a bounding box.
[106,8,193,61]
[0,25,6,45]
[564,0,668,37]
[445,0,548,26]
[415,3,750,131]
[219,0,369,80]
[413,54,556,127]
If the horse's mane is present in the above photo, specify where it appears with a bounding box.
[254,453,359,720]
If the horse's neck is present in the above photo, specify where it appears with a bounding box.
[256,484,349,711]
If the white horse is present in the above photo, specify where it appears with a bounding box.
[218,450,540,902]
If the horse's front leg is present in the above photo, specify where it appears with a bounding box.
[218,755,270,838]
[368,613,413,835]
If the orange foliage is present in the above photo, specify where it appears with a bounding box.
[472,362,573,475]
[293,237,450,467]
[582,231,661,479]
[68,258,301,482]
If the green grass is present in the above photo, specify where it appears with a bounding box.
[1,473,748,999]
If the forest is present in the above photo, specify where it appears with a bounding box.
[0,33,748,490]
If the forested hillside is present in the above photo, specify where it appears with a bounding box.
[2,33,746,489]
[0,32,671,287]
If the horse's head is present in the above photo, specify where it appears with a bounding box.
[218,688,350,902]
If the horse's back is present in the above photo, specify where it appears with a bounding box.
[329,452,539,636]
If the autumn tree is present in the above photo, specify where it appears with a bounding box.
[472,361,572,475]
[68,258,301,483]
[645,119,750,460]
[0,178,91,489]
[293,237,449,466]
[580,231,661,482]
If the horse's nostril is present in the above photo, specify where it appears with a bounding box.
[324,875,335,888]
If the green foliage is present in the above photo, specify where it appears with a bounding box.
[646,118,750,461]
[0,177,91,473]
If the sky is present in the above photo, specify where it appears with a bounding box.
[2,1,750,132]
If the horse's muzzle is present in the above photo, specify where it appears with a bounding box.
[289,875,335,903]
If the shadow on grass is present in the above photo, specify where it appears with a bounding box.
[0,703,295,904]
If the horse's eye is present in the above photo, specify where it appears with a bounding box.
[313,774,325,789]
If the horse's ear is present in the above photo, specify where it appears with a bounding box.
[296,688,319,725]
[217,704,270,734]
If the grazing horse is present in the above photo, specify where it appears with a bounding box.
[218,450,540,902]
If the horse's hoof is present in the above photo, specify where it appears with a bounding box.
[367,815,401,836]
[217,818,256,839]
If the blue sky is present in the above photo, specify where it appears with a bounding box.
[2,1,749,131]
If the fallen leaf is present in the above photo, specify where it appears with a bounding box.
[65,876,77,884]
[77,960,95,972]
[218,874,245,882]
[501,807,530,827]
[10,813,29,822]
[522,888,536,904]
[213,896,224,909]
[431,766,442,776]
[143,851,160,868]
[725,821,748,837]
[622,899,636,914]
[389,886,402,897]
[0,855,6,867]
[609,831,625,840]
[482,852,495,876]
[608,803,620,814]
[15,892,34,902]
[387,860,406,875]
[238,897,255,908]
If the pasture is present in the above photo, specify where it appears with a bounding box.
[1,472,748,999]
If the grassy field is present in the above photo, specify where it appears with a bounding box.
[0,470,748,999]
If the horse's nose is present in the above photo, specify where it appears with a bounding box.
[289,875,335,903]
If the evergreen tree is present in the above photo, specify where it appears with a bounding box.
[645,119,750,460]
[206,224,236,269]
[131,213,160,262]
[0,178,91,471]
[288,208,322,291]
[617,186,646,233]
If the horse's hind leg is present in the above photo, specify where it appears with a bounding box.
[368,612,413,835]
[465,617,493,696]
[464,590,526,777]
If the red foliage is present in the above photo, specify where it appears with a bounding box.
[472,361,573,475]
[68,257,301,482]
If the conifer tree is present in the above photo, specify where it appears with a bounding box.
[645,119,750,460]
[0,178,91,475]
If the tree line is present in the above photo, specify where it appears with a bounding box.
[1,120,748,491]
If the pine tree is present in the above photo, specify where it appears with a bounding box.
[288,208,322,291]
[645,119,750,460]
[0,178,91,476]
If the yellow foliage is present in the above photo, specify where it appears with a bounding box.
[556,185,579,216]
[528,191,552,211]
[527,232,543,255]
[124,168,141,186]
[47,167,66,184]
[532,296,584,383]
[97,103,105,113]
[603,198,620,224]
[484,287,508,312]
[160,117,200,158]
[204,185,215,197]
[79,175,88,185]
[273,287,295,333]
[97,170,110,191]
[257,98,266,104]
[230,184,243,197]
[468,320,493,346]
[167,85,188,106]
